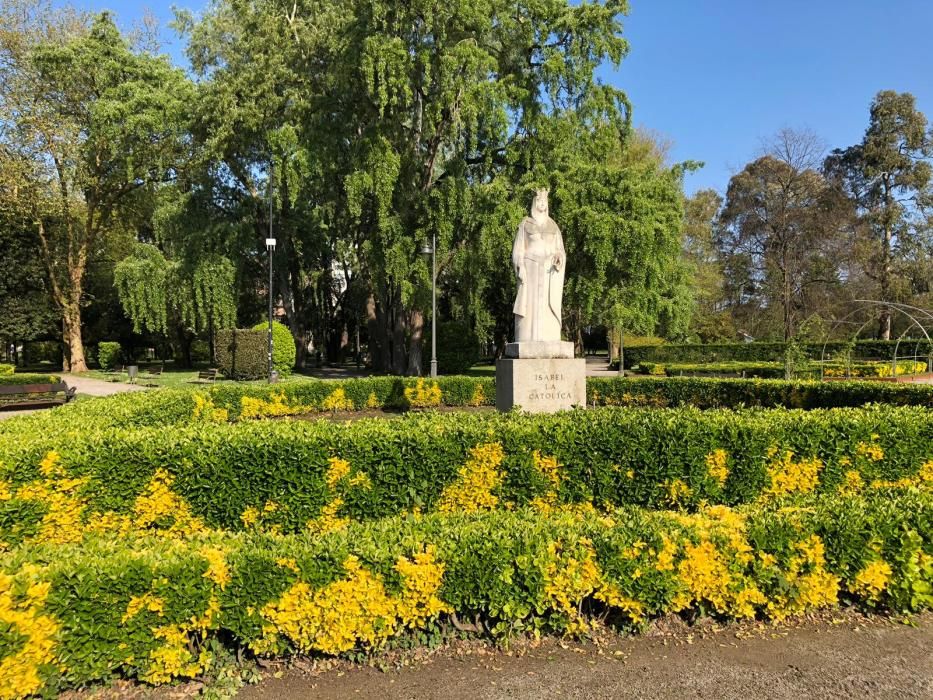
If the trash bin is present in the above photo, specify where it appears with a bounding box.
[127,365,138,383]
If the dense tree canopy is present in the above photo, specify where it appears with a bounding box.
[3,2,929,371]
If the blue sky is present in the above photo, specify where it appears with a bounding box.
[70,0,933,196]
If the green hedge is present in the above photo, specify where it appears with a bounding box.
[1,490,931,696]
[251,320,296,376]
[636,360,928,380]
[215,329,267,380]
[588,376,933,409]
[96,341,122,371]
[618,339,933,369]
[2,406,930,536]
[0,373,61,386]
[0,363,13,376]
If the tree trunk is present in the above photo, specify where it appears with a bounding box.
[62,301,87,372]
[391,308,407,375]
[878,222,892,340]
[878,180,893,340]
[406,309,424,376]
[366,293,386,371]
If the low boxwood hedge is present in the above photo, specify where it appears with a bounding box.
[1,406,930,535]
[618,339,933,369]
[638,360,927,379]
[589,376,933,409]
[1,489,930,697]
[0,373,61,386]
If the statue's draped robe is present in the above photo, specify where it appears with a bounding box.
[511,215,565,342]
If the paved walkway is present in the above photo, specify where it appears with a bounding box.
[59,373,148,397]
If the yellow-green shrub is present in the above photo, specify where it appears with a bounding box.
[1,488,930,698]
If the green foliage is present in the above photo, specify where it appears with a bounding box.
[588,376,933,409]
[215,330,267,380]
[1,490,931,695]
[96,342,122,371]
[115,244,237,338]
[0,364,12,376]
[1,402,930,529]
[430,320,482,375]
[0,373,60,386]
[618,340,933,369]
[251,321,295,376]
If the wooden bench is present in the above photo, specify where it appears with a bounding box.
[193,368,218,384]
[0,382,76,410]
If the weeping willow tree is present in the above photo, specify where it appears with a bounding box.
[114,244,236,364]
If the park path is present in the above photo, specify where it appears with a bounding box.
[238,613,933,700]
[59,373,148,397]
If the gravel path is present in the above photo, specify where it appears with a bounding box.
[238,612,933,700]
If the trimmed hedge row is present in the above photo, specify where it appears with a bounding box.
[589,376,933,409]
[638,360,928,379]
[1,375,932,440]
[215,329,268,380]
[618,339,933,369]
[2,406,930,536]
[0,373,61,386]
[1,490,931,697]
[0,364,12,376]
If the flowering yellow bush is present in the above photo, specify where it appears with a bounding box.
[467,383,486,407]
[765,449,822,497]
[404,378,442,408]
[240,392,304,420]
[192,394,229,423]
[436,442,505,512]
[0,570,57,700]
[705,449,729,485]
[256,548,449,655]
[321,387,354,412]
[850,559,892,601]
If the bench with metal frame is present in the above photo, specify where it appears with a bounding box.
[0,382,76,410]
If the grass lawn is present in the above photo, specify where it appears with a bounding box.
[81,368,322,389]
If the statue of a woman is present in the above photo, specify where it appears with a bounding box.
[512,189,565,343]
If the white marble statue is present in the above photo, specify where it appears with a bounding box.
[512,189,565,343]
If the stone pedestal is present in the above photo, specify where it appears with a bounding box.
[504,340,574,359]
[496,357,586,413]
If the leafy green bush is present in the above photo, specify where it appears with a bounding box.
[252,320,296,376]
[429,320,482,374]
[215,329,267,379]
[0,363,13,376]
[588,376,933,409]
[618,339,933,369]
[638,360,928,379]
[1,405,930,532]
[0,374,61,386]
[1,489,930,696]
[96,341,122,370]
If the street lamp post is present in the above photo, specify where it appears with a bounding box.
[421,233,438,378]
[266,237,276,383]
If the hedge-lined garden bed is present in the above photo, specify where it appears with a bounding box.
[615,339,933,369]
[637,360,928,379]
[2,375,931,438]
[1,381,932,697]
[1,487,930,697]
[2,406,930,535]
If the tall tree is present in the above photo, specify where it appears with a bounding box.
[181,0,633,374]
[0,5,192,370]
[824,91,933,339]
[682,188,732,341]
[718,129,842,340]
